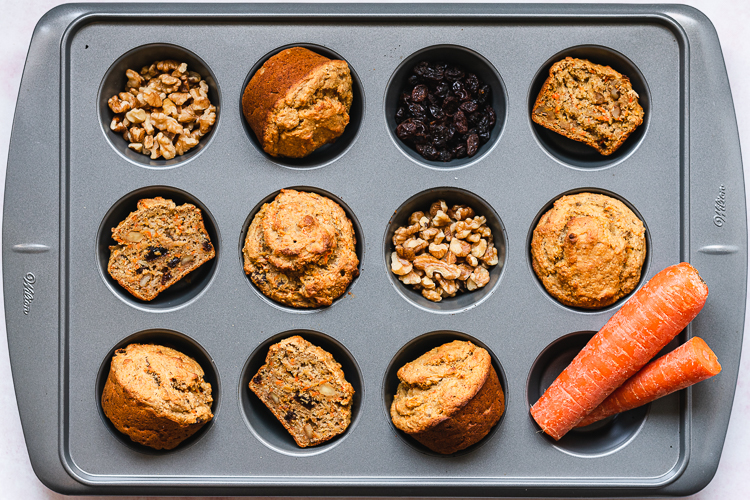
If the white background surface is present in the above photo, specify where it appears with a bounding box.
[1,0,748,498]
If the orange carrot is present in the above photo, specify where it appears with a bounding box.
[530,263,708,440]
[576,337,721,427]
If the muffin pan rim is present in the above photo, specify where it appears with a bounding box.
[5,3,745,497]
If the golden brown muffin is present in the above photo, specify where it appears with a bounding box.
[390,340,504,454]
[242,47,353,158]
[532,57,644,155]
[243,189,359,308]
[249,336,354,447]
[101,344,213,450]
[531,192,646,308]
[107,197,215,301]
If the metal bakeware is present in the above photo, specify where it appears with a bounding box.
[4,3,746,496]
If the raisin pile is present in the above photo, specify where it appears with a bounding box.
[395,61,496,162]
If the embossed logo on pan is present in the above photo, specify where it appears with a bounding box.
[714,184,726,227]
[22,273,35,315]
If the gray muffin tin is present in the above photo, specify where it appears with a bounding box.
[3,3,747,497]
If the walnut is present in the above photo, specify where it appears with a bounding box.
[448,205,475,221]
[413,254,461,280]
[431,210,451,227]
[125,69,143,89]
[125,108,147,124]
[449,238,471,258]
[174,134,199,156]
[169,92,191,105]
[151,112,183,135]
[428,242,448,259]
[393,223,419,245]
[110,116,126,133]
[391,252,412,276]
[399,270,421,285]
[128,127,145,143]
[408,211,425,225]
[162,98,177,118]
[108,92,134,113]
[107,60,214,159]
[470,266,490,288]
[198,106,216,134]
[390,199,499,302]
[471,239,488,258]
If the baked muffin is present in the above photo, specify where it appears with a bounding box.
[108,197,215,301]
[531,192,646,308]
[249,336,354,447]
[532,57,644,155]
[390,340,504,454]
[243,189,359,308]
[242,47,353,158]
[101,343,213,450]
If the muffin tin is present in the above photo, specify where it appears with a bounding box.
[4,3,746,496]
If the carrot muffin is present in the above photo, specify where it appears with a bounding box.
[242,47,353,158]
[101,343,213,450]
[390,340,504,454]
[249,336,354,447]
[108,197,215,301]
[243,189,359,308]
[532,57,644,155]
[531,192,646,308]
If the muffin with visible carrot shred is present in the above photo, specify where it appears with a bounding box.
[531,192,646,309]
[108,197,215,301]
[249,336,354,447]
[390,340,504,454]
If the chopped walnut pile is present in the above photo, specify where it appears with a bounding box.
[390,200,499,302]
[108,60,217,160]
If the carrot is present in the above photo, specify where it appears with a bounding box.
[576,337,721,427]
[530,263,708,440]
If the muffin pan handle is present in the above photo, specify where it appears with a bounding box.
[3,4,80,493]
[660,6,747,496]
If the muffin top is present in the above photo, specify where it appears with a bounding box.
[530,192,646,309]
[390,340,492,434]
[243,189,359,307]
[108,343,213,425]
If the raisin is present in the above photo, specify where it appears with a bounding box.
[395,106,406,123]
[394,61,496,161]
[445,66,465,81]
[145,246,167,261]
[294,391,314,410]
[460,100,478,113]
[251,271,267,285]
[429,104,444,120]
[467,134,480,157]
[253,374,262,384]
[161,272,172,284]
[202,241,213,252]
[416,144,439,161]
[136,265,148,275]
[454,110,469,134]
[168,257,180,268]
[284,410,296,422]
[411,84,428,102]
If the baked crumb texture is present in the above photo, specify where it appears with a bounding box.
[531,192,646,309]
[243,189,359,308]
[108,197,215,301]
[249,336,354,447]
[101,343,213,450]
[390,340,504,454]
[242,47,353,158]
[532,57,644,155]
